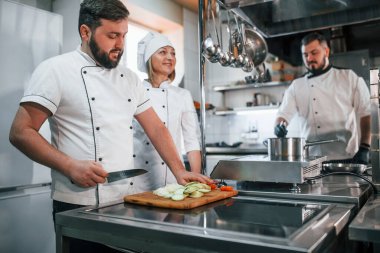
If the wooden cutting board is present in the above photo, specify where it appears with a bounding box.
[124,189,238,209]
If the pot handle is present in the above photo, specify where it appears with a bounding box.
[304,138,341,147]
[303,138,341,158]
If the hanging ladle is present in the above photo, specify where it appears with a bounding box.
[201,0,221,63]
[233,17,250,68]
[218,10,234,67]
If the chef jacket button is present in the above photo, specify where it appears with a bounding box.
[130,182,133,185]
[83,71,87,74]
[133,154,136,158]
[161,162,164,165]
[91,97,95,101]
[163,122,166,125]
[317,126,321,129]
[162,89,165,92]
[128,99,131,102]
[130,126,133,129]
[162,105,165,108]
[96,127,100,130]
[315,112,318,114]
[311,85,314,87]
[313,98,316,101]
[147,88,149,91]
[120,74,124,77]
[146,142,149,145]
[145,161,149,164]
[99,158,103,161]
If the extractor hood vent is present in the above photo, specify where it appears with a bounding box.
[223,0,380,37]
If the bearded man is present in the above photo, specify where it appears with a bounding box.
[273,32,371,163]
[9,1,211,251]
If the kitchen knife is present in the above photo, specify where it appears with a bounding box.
[106,169,148,183]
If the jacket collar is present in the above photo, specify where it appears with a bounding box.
[143,79,171,89]
[306,64,332,79]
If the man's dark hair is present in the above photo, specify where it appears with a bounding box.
[78,0,129,34]
[301,32,329,47]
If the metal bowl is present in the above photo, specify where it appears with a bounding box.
[244,28,268,67]
[322,163,367,174]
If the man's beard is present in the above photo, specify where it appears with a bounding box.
[89,37,123,69]
[307,57,327,75]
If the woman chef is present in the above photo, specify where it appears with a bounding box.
[133,32,202,191]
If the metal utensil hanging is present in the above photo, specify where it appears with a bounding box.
[201,0,221,63]
[219,10,234,67]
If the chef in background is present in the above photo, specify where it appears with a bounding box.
[133,32,202,192]
[274,32,371,163]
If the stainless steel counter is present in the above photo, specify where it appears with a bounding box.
[56,196,354,253]
[349,195,380,253]
[55,175,374,253]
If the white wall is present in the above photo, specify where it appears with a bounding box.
[52,0,81,53]
[53,0,185,86]
[183,8,201,100]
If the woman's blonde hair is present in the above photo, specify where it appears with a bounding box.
[147,58,176,83]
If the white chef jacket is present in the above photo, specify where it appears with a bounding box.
[20,46,151,205]
[133,80,201,192]
[277,66,370,160]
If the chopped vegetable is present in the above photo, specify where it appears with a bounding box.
[207,183,217,190]
[220,186,234,191]
[190,191,204,198]
[153,182,212,201]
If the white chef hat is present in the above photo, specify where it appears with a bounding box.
[137,32,174,73]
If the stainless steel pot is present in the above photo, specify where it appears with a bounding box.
[264,137,340,159]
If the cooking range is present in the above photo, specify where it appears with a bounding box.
[211,154,326,192]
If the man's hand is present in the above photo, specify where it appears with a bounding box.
[69,161,108,187]
[274,123,288,138]
[352,144,370,165]
[174,170,213,185]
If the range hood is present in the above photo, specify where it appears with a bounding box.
[222,0,380,37]
[218,0,380,65]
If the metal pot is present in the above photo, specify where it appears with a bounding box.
[264,137,340,159]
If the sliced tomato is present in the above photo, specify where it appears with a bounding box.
[209,184,217,190]
[220,186,234,191]
[207,182,217,190]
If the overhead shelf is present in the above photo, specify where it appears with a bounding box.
[212,81,291,92]
[213,105,280,115]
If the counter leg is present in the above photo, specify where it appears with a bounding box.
[56,225,70,253]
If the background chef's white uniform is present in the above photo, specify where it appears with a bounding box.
[277,66,371,160]
[133,80,201,192]
[20,47,151,205]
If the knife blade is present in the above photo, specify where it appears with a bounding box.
[106,169,148,183]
